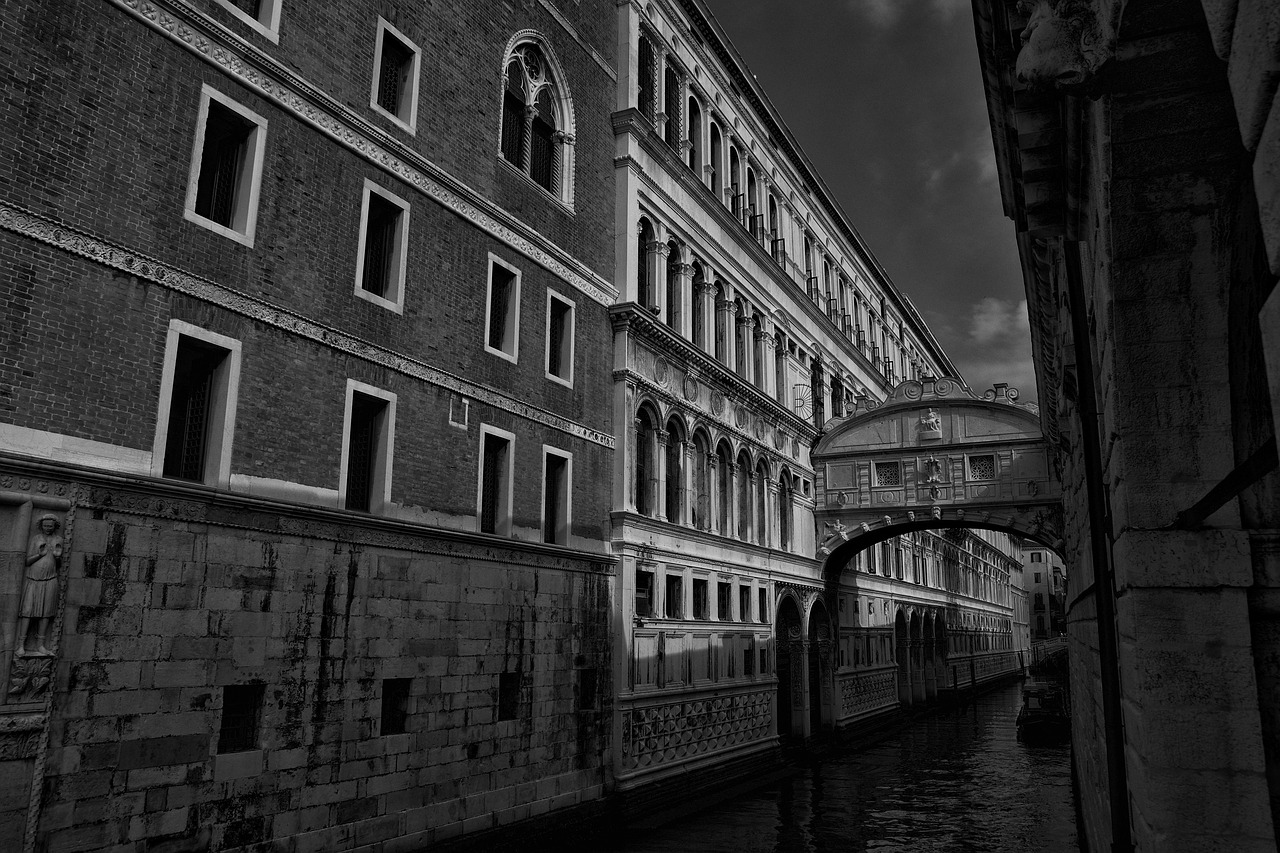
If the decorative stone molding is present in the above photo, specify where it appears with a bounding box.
[620,689,772,771]
[1014,0,1123,89]
[0,204,613,450]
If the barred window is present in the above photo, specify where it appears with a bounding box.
[969,454,996,481]
[500,42,571,201]
[874,461,902,487]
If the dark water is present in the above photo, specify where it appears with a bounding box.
[607,681,1079,853]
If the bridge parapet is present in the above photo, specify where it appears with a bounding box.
[813,378,1063,558]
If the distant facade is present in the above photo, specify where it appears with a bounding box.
[1021,544,1064,640]
[0,1,617,850]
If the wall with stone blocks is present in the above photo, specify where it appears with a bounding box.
[11,470,613,853]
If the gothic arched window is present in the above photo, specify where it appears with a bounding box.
[500,42,573,201]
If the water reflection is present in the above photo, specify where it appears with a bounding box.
[606,681,1078,853]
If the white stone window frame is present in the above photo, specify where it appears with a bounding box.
[213,0,282,43]
[369,18,421,135]
[183,85,268,248]
[544,289,576,388]
[484,253,522,364]
[540,444,573,546]
[151,320,243,488]
[477,423,516,537]
[353,179,411,314]
[966,452,998,482]
[496,32,577,209]
[338,379,397,514]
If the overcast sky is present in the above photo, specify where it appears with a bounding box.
[701,0,1036,401]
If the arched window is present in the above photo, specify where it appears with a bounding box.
[755,460,769,545]
[634,407,658,516]
[778,471,793,551]
[692,430,712,531]
[664,65,682,149]
[665,239,680,331]
[664,416,685,523]
[716,441,733,535]
[729,147,741,212]
[691,263,706,350]
[687,97,702,173]
[500,43,571,199]
[636,218,654,308]
[735,300,749,377]
[752,312,765,388]
[736,450,752,541]
[709,123,722,195]
[714,283,728,364]
[774,330,787,404]
[745,167,758,232]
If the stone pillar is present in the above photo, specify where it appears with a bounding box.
[761,323,778,399]
[743,470,756,544]
[708,454,722,536]
[766,480,780,550]
[738,312,753,383]
[629,417,642,513]
[911,639,927,703]
[818,639,835,728]
[726,462,739,542]
[646,240,670,320]
[719,296,737,371]
[674,261,694,341]
[696,281,716,353]
[791,639,811,738]
[680,440,694,527]
[654,428,669,523]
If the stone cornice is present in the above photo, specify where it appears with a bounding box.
[0,203,614,449]
[109,0,617,306]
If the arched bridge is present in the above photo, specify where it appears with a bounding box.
[812,377,1062,565]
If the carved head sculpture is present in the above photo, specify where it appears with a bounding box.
[36,514,60,535]
[1015,0,1116,89]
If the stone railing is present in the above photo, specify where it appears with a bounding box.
[620,687,773,772]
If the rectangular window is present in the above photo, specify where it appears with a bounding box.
[153,321,241,487]
[968,454,997,481]
[341,382,395,513]
[478,426,515,535]
[214,0,281,41]
[485,255,522,362]
[542,447,571,545]
[381,678,410,736]
[739,586,752,623]
[355,180,410,311]
[743,638,755,676]
[760,647,769,674]
[1031,552,1043,562]
[545,292,575,386]
[184,86,267,247]
[874,461,902,487]
[1034,572,1042,583]
[636,569,654,617]
[577,668,598,711]
[758,589,768,623]
[693,579,709,621]
[218,683,264,754]
[717,582,732,622]
[665,575,683,619]
[497,672,520,721]
[370,19,421,133]
[637,34,656,119]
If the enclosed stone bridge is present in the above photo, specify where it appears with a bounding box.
[812,377,1062,567]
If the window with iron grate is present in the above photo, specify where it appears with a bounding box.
[186,87,266,246]
[874,461,902,487]
[371,20,419,132]
[968,454,996,481]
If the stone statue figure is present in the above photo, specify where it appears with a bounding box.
[18,514,62,657]
[918,409,942,440]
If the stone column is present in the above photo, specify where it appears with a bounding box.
[719,296,737,371]
[654,428,669,523]
[737,312,753,383]
[726,462,739,542]
[680,441,695,527]
[761,322,778,399]
[696,281,716,353]
[674,261,694,341]
[911,639,927,703]
[708,454,722,535]
[645,240,670,319]
[766,480,780,550]
[791,639,810,738]
[742,470,756,544]
[629,417,642,513]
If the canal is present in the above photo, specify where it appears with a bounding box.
[605,680,1078,852]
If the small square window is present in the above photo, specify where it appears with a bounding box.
[355,181,410,312]
[479,426,515,536]
[485,255,522,362]
[214,0,281,41]
[635,569,654,617]
[874,461,902,487]
[370,19,421,133]
[218,683,264,754]
[545,292,575,387]
[497,672,520,721]
[968,454,996,481]
[381,678,411,736]
[542,447,572,545]
[665,575,683,620]
[184,86,267,247]
[717,582,732,622]
[153,322,241,487]
[342,382,396,513]
[693,579,709,620]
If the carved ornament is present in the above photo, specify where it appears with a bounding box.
[1014,0,1123,89]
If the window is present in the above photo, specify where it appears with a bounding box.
[635,408,659,516]
[663,64,682,149]
[665,575,683,619]
[484,255,522,362]
[497,672,520,721]
[184,86,267,246]
[341,382,395,513]
[693,579,709,620]
[218,683,264,754]
[758,589,768,623]
[478,425,515,536]
[542,447,571,545]
[637,32,656,120]
[153,321,241,487]
[743,638,755,677]
[874,461,902,487]
[214,0,281,41]
[968,454,996,481]
[381,678,410,736]
[354,180,410,311]
[739,586,752,623]
[545,292,575,386]
[687,96,702,172]
[1031,552,1044,563]
[717,582,732,621]
[1034,572,1042,583]
[500,42,572,200]
[370,19,420,132]
[635,569,654,617]
[577,668,598,711]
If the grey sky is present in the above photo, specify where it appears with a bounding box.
[701,0,1036,400]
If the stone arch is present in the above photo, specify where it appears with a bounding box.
[636,216,656,308]
[633,401,662,517]
[774,593,804,737]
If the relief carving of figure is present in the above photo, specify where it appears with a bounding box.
[18,514,62,657]
[1015,0,1118,89]
[917,409,942,440]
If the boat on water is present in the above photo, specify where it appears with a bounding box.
[1016,680,1070,743]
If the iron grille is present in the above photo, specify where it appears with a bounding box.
[345,394,381,512]
[163,340,222,482]
[969,454,996,481]
[480,435,507,533]
[377,36,410,116]
[361,196,398,297]
[195,104,248,227]
[875,462,902,487]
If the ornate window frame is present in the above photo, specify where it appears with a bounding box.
[497,31,576,208]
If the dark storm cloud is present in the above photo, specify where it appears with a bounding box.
[702,0,1037,399]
